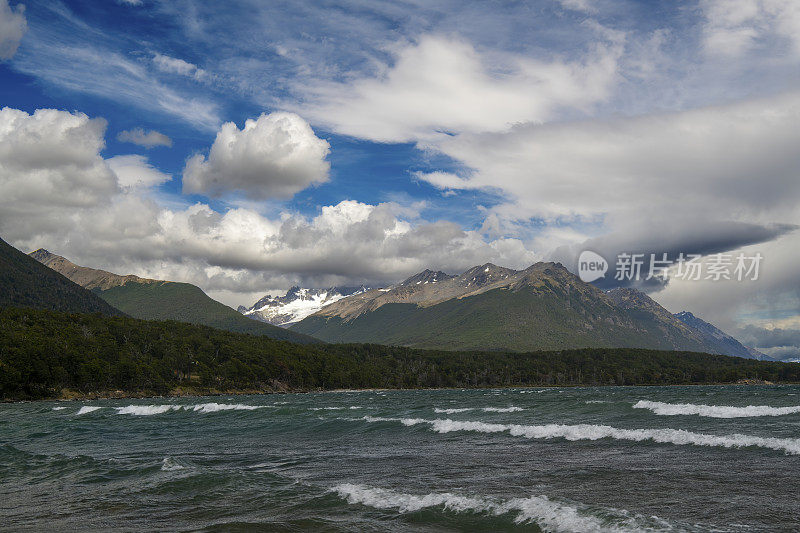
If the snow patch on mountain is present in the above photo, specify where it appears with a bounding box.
[239,286,368,327]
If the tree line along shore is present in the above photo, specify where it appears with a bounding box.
[2,307,798,401]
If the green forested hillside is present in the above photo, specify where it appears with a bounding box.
[2,307,797,401]
[25,246,317,344]
[96,281,318,344]
[0,238,123,317]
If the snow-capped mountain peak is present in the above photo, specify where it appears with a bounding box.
[239,286,368,327]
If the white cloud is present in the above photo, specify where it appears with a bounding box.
[152,53,207,81]
[183,112,331,200]
[107,154,171,189]
[413,171,470,191]
[117,128,172,148]
[433,90,800,227]
[13,40,220,130]
[0,0,26,60]
[0,107,118,213]
[701,0,800,58]
[557,0,597,14]
[299,34,623,143]
[0,106,540,308]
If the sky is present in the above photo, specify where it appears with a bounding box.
[1,0,799,359]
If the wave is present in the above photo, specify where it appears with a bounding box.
[161,457,187,471]
[113,403,263,416]
[188,403,262,413]
[434,407,524,414]
[332,484,671,532]
[76,406,103,415]
[357,416,800,455]
[116,405,182,416]
[633,400,800,418]
[309,406,363,411]
[51,406,67,411]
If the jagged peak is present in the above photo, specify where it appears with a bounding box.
[400,269,454,286]
[29,248,58,262]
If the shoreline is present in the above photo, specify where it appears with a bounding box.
[3,379,787,404]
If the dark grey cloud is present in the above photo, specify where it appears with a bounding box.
[551,220,797,291]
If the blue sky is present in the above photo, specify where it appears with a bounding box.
[1,0,800,357]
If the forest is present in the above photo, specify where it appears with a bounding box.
[2,306,798,401]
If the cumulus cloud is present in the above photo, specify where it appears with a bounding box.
[117,128,172,148]
[0,0,26,60]
[0,107,118,214]
[152,53,207,81]
[300,34,623,143]
[107,155,171,189]
[183,112,331,200]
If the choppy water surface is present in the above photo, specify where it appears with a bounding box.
[2,385,800,531]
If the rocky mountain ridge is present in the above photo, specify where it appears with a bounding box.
[291,261,764,358]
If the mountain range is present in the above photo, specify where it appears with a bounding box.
[1,234,767,359]
[288,262,769,358]
[27,248,317,344]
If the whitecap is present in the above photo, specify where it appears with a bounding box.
[112,403,263,416]
[332,483,670,532]
[52,406,67,411]
[76,406,103,415]
[189,403,262,413]
[362,415,426,426]
[358,417,800,455]
[161,457,186,471]
[116,405,182,416]
[433,407,523,414]
[633,400,800,418]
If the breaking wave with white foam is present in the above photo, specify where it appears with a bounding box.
[357,416,800,455]
[332,483,671,532]
[160,457,187,471]
[434,406,524,414]
[76,406,103,415]
[113,403,263,416]
[633,400,800,418]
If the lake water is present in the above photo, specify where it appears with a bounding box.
[2,385,799,531]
